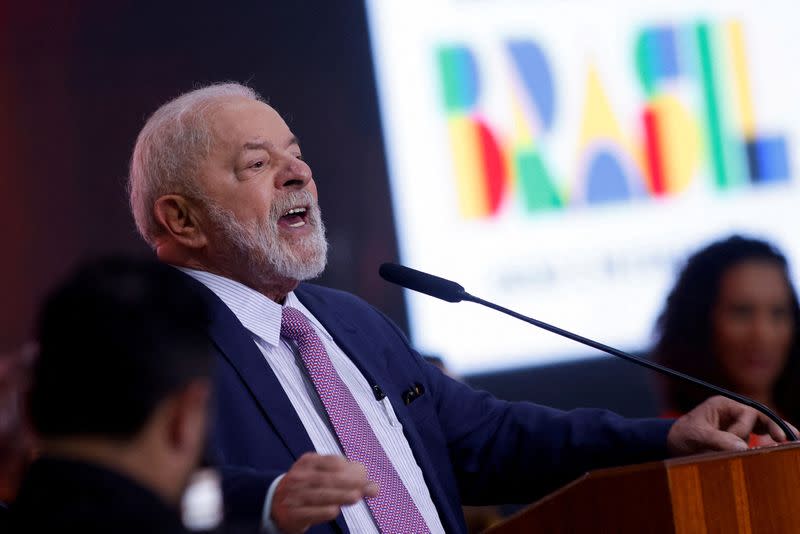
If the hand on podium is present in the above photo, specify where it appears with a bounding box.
[667,395,797,456]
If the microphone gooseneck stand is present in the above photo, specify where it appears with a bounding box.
[378,262,797,442]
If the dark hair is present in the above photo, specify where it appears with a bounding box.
[29,257,213,440]
[652,235,800,420]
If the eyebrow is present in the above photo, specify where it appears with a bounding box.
[242,135,300,152]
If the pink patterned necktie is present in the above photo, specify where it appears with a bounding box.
[280,306,430,533]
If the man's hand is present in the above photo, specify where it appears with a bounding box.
[271,453,378,534]
[667,395,797,456]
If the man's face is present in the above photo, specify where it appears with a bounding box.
[196,97,327,284]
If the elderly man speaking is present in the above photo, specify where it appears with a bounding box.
[128,83,788,534]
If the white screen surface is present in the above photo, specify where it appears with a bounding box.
[364,0,800,375]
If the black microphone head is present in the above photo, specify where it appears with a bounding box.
[379,263,466,303]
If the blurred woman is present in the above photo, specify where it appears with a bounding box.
[652,235,800,443]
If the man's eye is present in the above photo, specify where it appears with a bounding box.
[251,161,264,169]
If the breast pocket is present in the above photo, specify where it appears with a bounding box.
[400,386,436,425]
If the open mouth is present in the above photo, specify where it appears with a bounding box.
[279,206,309,228]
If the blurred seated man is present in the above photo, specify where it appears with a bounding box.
[9,258,214,533]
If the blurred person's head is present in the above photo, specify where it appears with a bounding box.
[28,257,214,505]
[128,82,327,303]
[653,235,800,418]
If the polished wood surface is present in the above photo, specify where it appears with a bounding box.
[486,443,800,534]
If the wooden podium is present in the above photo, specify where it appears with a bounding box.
[486,443,800,534]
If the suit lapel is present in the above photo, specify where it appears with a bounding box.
[194,278,316,461]
[181,274,354,533]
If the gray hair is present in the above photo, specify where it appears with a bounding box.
[128,82,263,247]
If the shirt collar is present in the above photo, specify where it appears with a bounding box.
[178,267,333,346]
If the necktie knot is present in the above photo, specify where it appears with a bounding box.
[281,306,315,343]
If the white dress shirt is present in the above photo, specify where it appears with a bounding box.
[181,268,445,534]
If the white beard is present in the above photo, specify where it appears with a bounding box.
[204,189,328,283]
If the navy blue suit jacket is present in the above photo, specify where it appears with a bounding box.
[194,278,673,533]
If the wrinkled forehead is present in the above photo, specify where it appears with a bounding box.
[207,97,292,151]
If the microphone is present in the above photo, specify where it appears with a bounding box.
[379,262,798,442]
[378,263,468,302]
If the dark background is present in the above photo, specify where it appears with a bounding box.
[0,0,661,417]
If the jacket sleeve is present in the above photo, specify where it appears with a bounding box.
[377,309,674,505]
[431,365,672,503]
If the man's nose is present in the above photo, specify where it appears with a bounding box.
[275,155,312,190]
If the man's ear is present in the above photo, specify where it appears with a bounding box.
[153,195,208,249]
[165,379,212,455]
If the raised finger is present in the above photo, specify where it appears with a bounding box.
[299,453,350,471]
